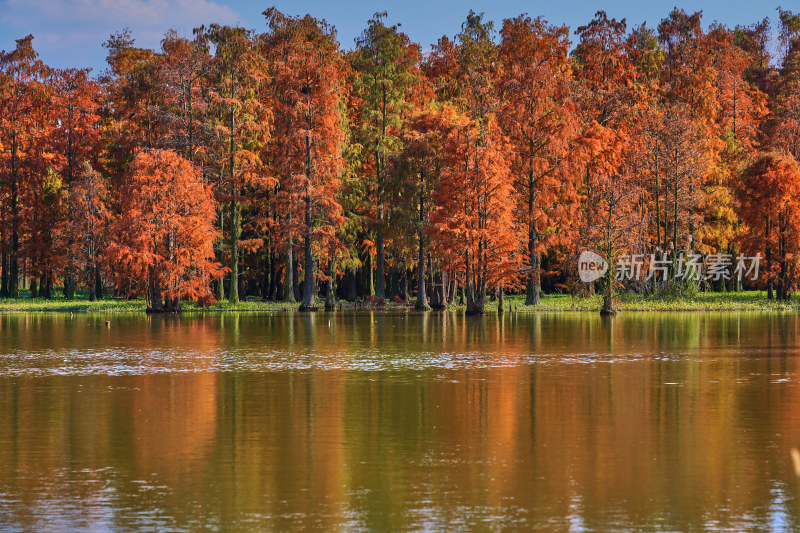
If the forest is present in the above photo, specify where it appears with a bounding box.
[1,7,800,314]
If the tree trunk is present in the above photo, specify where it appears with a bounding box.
[430,270,446,310]
[376,231,385,300]
[268,249,278,300]
[94,266,103,300]
[41,271,52,300]
[300,175,316,311]
[465,251,484,315]
[0,249,8,298]
[363,253,374,297]
[228,201,240,304]
[299,231,316,310]
[147,267,163,313]
[347,266,357,301]
[9,136,20,299]
[285,240,296,303]
[497,287,504,314]
[325,255,337,311]
[415,229,428,310]
[600,259,616,316]
[238,274,247,302]
[466,284,486,315]
[388,266,399,300]
[261,246,272,300]
[88,270,97,302]
[526,169,540,306]
[292,250,300,301]
[766,239,773,300]
[64,267,75,299]
[227,96,239,304]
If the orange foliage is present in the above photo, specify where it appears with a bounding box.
[107,150,224,310]
[263,9,346,309]
[430,114,520,314]
[738,153,800,300]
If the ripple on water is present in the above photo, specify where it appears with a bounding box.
[0,346,700,377]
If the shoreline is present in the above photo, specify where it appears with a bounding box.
[0,291,797,314]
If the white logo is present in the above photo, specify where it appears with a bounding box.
[578,251,608,283]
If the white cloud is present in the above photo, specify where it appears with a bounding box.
[6,0,239,29]
[1,0,243,69]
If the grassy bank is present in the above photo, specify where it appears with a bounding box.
[0,293,290,313]
[506,291,799,312]
[0,290,797,313]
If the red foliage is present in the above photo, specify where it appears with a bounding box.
[106,149,224,310]
[430,114,520,314]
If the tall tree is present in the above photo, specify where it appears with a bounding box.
[738,152,800,300]
[263,9,346,311]
[499,15,580,305]
[394,105,453,309]
[430,114,519,315]
[50,67,102,298]
[0,35,49,298]
[206,24,269,304]
[155,30,212,162]
[579,124,643,314]
[350,12,421,301]
[60,163,109,301]
[107,149,223,311]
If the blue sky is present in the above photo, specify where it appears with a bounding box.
[0,0,785,74]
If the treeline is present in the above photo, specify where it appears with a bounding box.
[1,7,800,313]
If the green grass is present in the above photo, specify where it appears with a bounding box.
[0,290,296,313]
[0,289,797,313]
[0,293,144,312]
[506,291,800,312]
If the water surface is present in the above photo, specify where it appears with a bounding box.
[1,311,799,531]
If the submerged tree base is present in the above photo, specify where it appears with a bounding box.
[298,304,319,312]
[599,294,617,316]
[465,303,486,316]
[145,308,182,314]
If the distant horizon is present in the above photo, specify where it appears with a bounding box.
[0,0,789,73]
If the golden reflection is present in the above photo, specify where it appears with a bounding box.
[0,312,800,529]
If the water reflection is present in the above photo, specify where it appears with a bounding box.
[0,311,799,530]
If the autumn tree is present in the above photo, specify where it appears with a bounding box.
[50,67,102,298]
[263,9,346,311]
[60,163,109,301]
[206,24,270,304]
[155,30,212,162]
[430,115,519,315]
[499,15,580,305]
[579,124,643,314]
[696,24,766,271]
[99,29,158,159]
[738,152,800,300]
[107,149,223,311]
[572,12,638,244]
[572,11,636,128]
[350,12,421,301]
[733,18,772,94]
[0,35,49,298]
[394,106,453,309]
[657,9,718,120]
[772,9,800,163]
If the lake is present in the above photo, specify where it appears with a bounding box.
[1,311,799,531]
